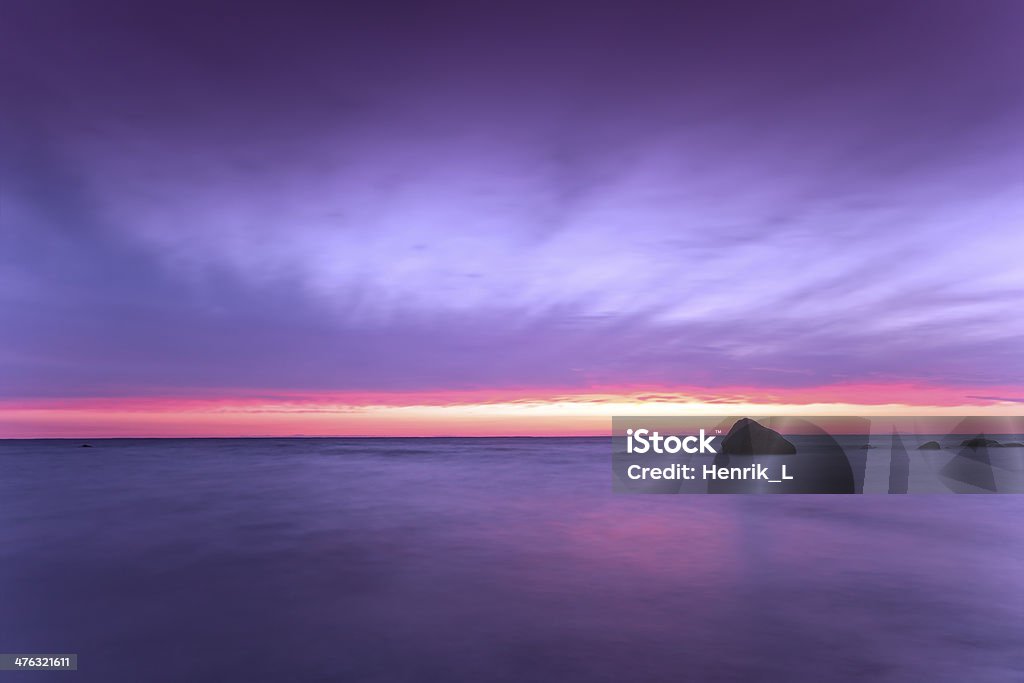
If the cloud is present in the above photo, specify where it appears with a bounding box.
[1,0,1022,403]
[966,396,1024,404]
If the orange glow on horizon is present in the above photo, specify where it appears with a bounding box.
[1,382,1022,438]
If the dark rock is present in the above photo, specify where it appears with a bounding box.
[80,444,93,448]
[709,418,853,493]
[918,441,941,450]
[960,437,1000,449]
[1002,442,1024,448]
[720,418,796,455]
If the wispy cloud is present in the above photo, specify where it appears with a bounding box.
[1,0,1022,423]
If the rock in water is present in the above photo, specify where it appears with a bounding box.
[960,437,1000,449]
[80,444,93,448]
[918,441,941,450]
[720,418,796,455]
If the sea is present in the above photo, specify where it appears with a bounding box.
[1,438,1021,682]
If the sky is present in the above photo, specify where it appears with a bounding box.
[1,0,1022,436]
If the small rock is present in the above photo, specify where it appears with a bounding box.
[960,437,1000,449]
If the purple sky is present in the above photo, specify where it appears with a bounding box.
[1,0,1022,404]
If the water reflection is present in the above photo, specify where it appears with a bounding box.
[0,439,1021,682]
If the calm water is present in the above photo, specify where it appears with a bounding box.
[1,438,1021,682]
